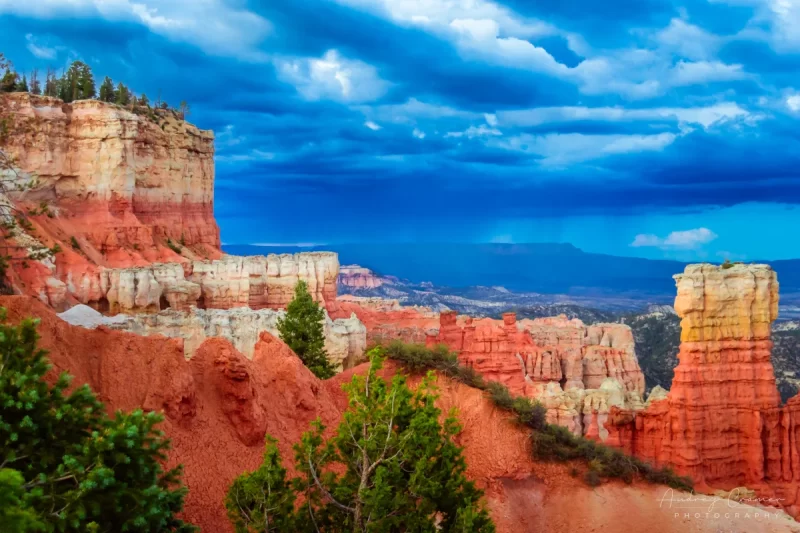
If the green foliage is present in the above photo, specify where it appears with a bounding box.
[0,309,197,532]
[98,77,115,103]
[227,351,495,532]
[115,82,131,107]
[1,69,17,92]
[383,341,693,492]
[722,258,734,269]
[55,61,95,102]
[70,236,80,251]
[277,281,336,379]
[15,75,28,93]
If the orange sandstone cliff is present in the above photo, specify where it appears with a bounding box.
[3,295,795,533]
[614,264,800,517]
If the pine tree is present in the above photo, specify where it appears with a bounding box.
[226,351,496,532]
[15,75,28,93]
[98,76,114,102]
[0,309,198,532]
[277,280,336,379]
[43,68,57,97]
[29,70,41,95]
[78,62,95,99]
[140,93,150,107]
[115,82,130,106]
[1,69,17,92]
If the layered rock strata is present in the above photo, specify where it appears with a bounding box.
[4,295,796,533]
[426,311,646,436]
[338,265,388,289]
[102,306,366,371]
[603,264,800,517]
[2,93,220,259]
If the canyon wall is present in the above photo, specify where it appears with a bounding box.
[98,306,367,371]
[2,93,219,260]
[4,295,794,533]
[338,265,387,289]
[426,311,646,436]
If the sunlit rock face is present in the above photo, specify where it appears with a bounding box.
[3,93,220,258]
[105,306,367,371]
[425,311,647,439]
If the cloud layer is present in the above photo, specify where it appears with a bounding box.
[2,0,799,259]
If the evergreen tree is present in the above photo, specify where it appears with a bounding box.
[15,75,28,93]
[43,69,57,97]
[140,93,150,107]
[226,351,495,532]
[277,280,336,379]
[98,76,115,102]
[1,69,17,92]
[29,70,41,95]
[78,62,95,99]
[115,82,130,106]
[0,309,197,532]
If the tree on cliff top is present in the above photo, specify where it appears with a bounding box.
[0,309,197,532]
[226,350,495,533]
[277,280,336,380]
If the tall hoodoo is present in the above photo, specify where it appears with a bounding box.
[628,263,800,517]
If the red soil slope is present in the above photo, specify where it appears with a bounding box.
[2,295,797,533]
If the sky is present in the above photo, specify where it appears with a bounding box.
[1,0,799,261]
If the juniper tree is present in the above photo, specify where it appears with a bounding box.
[277,280,336,379]
[226,350,495,533]
[0,309,197,532]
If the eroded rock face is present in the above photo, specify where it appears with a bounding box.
[56,253,339,315]
[605,264,800,519]
[105,306,367,371]
[3,94,220,259]
[425,311,646,438]
[188,253,338,310]
[332,298,440,344]
[338,265,387,289]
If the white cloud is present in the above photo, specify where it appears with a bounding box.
[25,34,58,59]
[364,121,382,131]
[631,228,719,249]
[275,50,389,103]
[654,18,721,60]
[497,103,751,129]
[484,113,498,127]
[787,93,800,112]
[495,132,676,165]
[445,124,502,138]
[412,128,426,139]
[357,98,481,126]
[669,60,746,86]
[0,0,272,60]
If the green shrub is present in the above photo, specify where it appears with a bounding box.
[70,236,80,250]
[382,341,694,492]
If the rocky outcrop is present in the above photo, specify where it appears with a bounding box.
[102,306,367,371]
[188,253,338,310]
[594,264,800,518]
[338,265,388,289]
[4,295,796,533]
[425,311,646,437]
[333,297,439,344]
[42,253,339,314]
[2,93,220,260]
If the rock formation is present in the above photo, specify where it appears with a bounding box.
[4,295,796,533]
[338,264,388,289]
[95,306,367,371]
[598,263,800,518]
[425,311,646,436]
[333,297,439,344]
[2,93,220,259]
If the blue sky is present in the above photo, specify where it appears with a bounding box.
[1,0,799,261]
